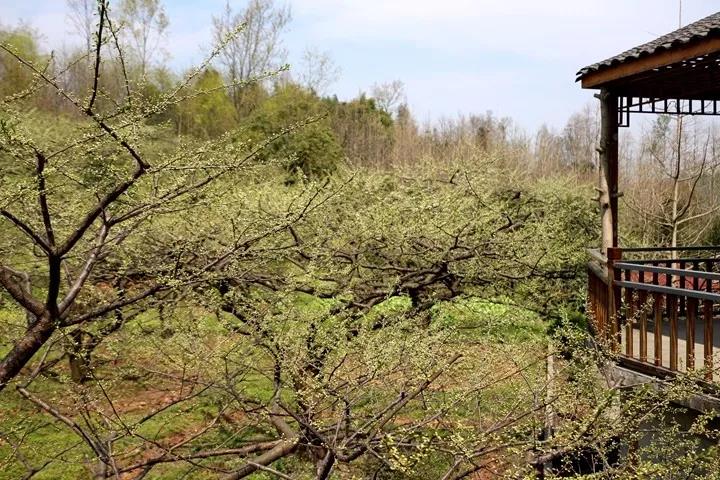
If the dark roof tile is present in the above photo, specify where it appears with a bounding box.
[577,11,720,79]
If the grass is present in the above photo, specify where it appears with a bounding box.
[432,297,547,344]
[0,387,91,480]
[0,306,24,358]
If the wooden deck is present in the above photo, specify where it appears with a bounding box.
[588,246,720,383]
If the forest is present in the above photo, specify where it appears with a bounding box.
[2,1,720,479]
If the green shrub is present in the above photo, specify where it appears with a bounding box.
[174,68,237,138]
[242,84,343,178]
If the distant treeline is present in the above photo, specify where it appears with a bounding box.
[4,0,720,248]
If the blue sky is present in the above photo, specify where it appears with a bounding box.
[3,1,719,131]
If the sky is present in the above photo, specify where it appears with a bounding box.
[3,0,719,131]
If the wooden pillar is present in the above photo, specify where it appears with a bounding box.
[598,89,619,253]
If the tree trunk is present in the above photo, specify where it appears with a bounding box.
[671,116,683,260]
[67,330,90,384]
[223,438,298,480]
[315,450,335,480]
[0,316,55,391]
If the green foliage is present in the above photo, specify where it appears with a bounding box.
[0,25,45,99]
[432,298,547,344]
[287,163,595,316]
[0,149,715,478]
[175,68,237,138]
[6,7,720,477]
[241,84,343,177]
[512,176,597,313]
[232,82,270,116]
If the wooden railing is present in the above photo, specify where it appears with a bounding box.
[587,249,610,339]
[587,246,720,381]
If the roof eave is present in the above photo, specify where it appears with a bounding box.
[579,35,720,89]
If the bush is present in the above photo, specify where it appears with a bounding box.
[174,68,237,138]
[0,25,45,99]
[242,84,343,178]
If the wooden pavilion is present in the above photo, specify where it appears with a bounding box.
[579,12,720,384]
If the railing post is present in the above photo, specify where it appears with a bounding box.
[679,260,686,317]
[705,274,714,381]
[687,297,697,370]
[607,247,622,352]
[624,268,634,358]
[654,293,663,367]
[704,300,713,381]
[639,290,648,362]
[669,294,678,371]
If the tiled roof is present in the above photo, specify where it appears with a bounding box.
[577,12,720,79]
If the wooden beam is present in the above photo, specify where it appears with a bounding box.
[581,36,720,89]
[599,89,619,252]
